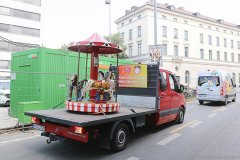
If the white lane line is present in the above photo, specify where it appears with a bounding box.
[126,157,139,160]
[157,133,182,146]
[208,113,217,118]
[0,135,40,145]
[219,108,228,112]
[189,121,203,128]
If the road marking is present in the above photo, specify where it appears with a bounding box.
[0,135,40,145]
[189,121,203,128]
[157,133,182,146]
[170,120,198,133]
[213,107,228,112]
[126,157,139,160]
[208,113,217,118]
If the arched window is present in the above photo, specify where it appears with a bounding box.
[232,73,236,84]
[185,70,190,85]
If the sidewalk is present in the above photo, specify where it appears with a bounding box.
[0,107,18,130]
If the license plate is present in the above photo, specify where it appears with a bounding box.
[32,124,45,131]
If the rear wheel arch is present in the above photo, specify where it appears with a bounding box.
[110,119,135,140]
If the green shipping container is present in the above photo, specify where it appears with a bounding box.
[10,47,133,122]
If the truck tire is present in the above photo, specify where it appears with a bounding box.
[176,108,185,124]
[111,123,129,152]
[199,100,204,105]
[232,94,236,102]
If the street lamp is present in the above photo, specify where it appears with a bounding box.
[105,0,111,42]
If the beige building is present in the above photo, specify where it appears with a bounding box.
[115,1,240,89]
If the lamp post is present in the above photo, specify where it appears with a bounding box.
[105,0,111,42]
[153,0,157,45]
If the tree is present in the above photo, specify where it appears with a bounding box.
[104,33,128,59]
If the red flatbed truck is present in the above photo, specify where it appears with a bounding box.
[25,64,186,152]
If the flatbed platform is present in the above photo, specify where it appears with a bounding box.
[25,107,156,127]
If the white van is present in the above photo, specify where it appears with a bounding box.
[0,80,10,106]
[197,70,236,105]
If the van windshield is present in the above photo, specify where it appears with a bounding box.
[0,82,10,90]
[198,76,220,87]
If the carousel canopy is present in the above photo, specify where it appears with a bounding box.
[68,33,122,54]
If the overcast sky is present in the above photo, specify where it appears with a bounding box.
[41,0,240,49]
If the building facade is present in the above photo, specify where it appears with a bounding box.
[0,0,41,79]
[115,1,240,89]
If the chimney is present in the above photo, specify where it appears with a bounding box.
[167,5,175,11]
[193,12,200,17]
[217,19,224,24]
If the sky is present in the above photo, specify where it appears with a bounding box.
[41,0,240,49]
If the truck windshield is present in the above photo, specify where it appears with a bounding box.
[198,76,220,86]
[0,82,10,90]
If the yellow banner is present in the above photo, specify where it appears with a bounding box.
[119,64,147,88]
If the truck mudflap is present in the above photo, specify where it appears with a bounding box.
[42,122,89,143]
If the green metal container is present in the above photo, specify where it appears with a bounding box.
[10,47,133,122]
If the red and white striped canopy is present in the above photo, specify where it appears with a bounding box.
[68,33,122,54]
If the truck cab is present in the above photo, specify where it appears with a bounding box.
[157,69,186,125]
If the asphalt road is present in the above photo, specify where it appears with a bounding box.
[0,93,240,160]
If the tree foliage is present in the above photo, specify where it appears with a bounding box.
[104,33,128,59]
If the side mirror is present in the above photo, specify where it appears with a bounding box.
[179,84,184,93]
[160,83,167,91]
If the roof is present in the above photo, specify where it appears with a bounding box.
[115,1,240,30]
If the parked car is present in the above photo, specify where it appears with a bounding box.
[197,70,236,105]
[0,80,10,106]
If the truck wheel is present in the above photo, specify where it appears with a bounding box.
[232,94,236,102]
[224,97,228,106]
[176,108,185,124]
[199,100,204,105]
[111,123,129,152]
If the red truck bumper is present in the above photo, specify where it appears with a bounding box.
[42,122,89,143]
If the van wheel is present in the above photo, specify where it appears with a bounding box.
[232,94,236,102]
[111,123,129,152]
[224,97,228,106]
[176,108,185,124]
[199,100,204,105]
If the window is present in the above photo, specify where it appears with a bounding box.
[0,60,10,69]
[8,8,41,21]
[174,45,178,57]
[231,53,234,62]
[184,20,188,24]
[208,26,211,29]
[217,51,220,61]
[10,25,40,37]
[169,75,178,90]
[0,7,10,15]
[137,26,141,37]
[199,24,203,27]
[162,44,167,55]
[173,18,177,21]
[224,30,226,33]
[162,26,167,37]
[208,35,212,45]
[121,32,124,42]
[13,0,41,6]
[184,47,189,57]
[216,37,220,46]
[224,38,227,47]
[185,70,190,85]
[184,31,188,41]
[138,15,141,19]
[209,50,212,60]
[129,29,132,40]
[128,45,133,57]
[238,41,240,49]
[0,41,9,51]
[216,28,219,31]
[231,40,234,48]
[224,52,228,61]
[129,19,132,23]
[121,22,124,27]
[174,28,178,39]
[137,43,142,55]
[200,34,203,44]
[0,23,10,32]
[238,54,240,62]
[200,49,204,59]
[162,15,166,19]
